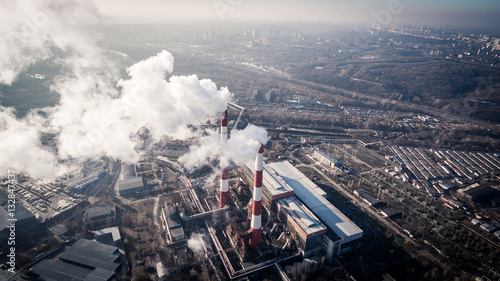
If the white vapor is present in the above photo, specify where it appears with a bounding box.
[0,108,59,178]
[51,50,231,163]
[179,124,269,169]
[0,0,265,179]
[0,0,101,85]
[187,233,205,253]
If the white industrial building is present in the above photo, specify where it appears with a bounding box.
[313,149,342,170]
[268,161,363,260]
[242,160,363,262]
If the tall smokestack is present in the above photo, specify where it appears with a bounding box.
[219,110,229,208]
[250,144,264,249]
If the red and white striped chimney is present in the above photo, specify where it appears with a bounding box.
[250,144,264,249]
[219,110,230,208]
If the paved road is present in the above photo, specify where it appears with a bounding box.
[153,196,160,228]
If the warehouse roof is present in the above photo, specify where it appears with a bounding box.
[122,164,137,179]
[118,177,144,192]
[2,203,36,223]
[60,239,120,272]
[268,161,363,243]
[85,204,115,220]
[31,259,93,281]
[30,239,120,281]
[95,226,121,244]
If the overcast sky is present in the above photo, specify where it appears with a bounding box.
[94,0,500,30]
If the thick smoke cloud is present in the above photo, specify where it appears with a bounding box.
[0,0,101,85]
[180,124,269,169]
[51,50,231,163]
[0,108,60,178]
[187,233,205,253]
[0,0,266,179]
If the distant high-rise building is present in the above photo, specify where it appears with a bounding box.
[269,29,281,38]
[252,30,260,39]
[203,30,214,40]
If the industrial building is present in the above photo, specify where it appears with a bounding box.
[121,164,137,179]
[29,238,124,281]
[354,189,382,206]
[0,204,39,251]
[313,149,342,170]
[84,203,116,229]
[242,160,295,211]
[242,160,363,261]
[118,176,145,197]
[95,226,122,247]
[276,196,327,253]
[381,208,399,218]
[161,203,185,243]
[68,170,107,193]
[268,161,363,258]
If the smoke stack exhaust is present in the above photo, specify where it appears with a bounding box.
[219,110,230,208]
[250,144,264,249]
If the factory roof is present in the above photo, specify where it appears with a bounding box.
[118,177,144,192]
[268,161,363,243]
[277,196,327,238]
[95,226,121,244]
[121,164,137,179]
[245,161,294,200]
[85,204,116,220]
[68,171,105,190]
[30,239,120,281]
[381,208,399,217]
[60,239,120,272]
[360,193,381,206]
[163,148,187,157]
[1,204,36,226]
[31,259,93,281]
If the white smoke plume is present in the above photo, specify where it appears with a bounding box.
[187,233,205,253]
[0,0,101,85]
[0,108,60,178]
[51,50,231,163]
[0,0,266,179]
[179,124,269,169]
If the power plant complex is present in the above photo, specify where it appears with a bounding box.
[195,109,364,278]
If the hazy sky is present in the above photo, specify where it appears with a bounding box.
[94,0,500,29]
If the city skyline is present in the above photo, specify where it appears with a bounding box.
[94,0,500,31]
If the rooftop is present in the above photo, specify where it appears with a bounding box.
[95,226,121,244]
[122,164,137,179]
[118,177,144,192]
[30,239,120,281]
[244,161,294,200]
[1,204,36,227]
[268,161,363,243]
[85,204,115,220]
[277,196,327,238]
[60,239,120,272]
